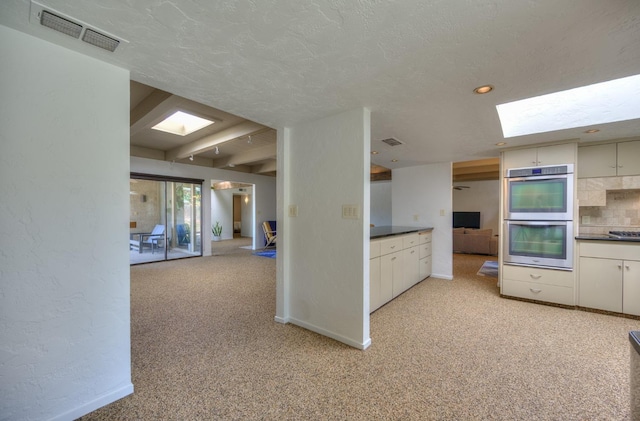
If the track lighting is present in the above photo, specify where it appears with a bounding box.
[189,155,194,161]
[215,146,219,154]
[247,135,252,144]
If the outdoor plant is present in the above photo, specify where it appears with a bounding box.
[212,221,222,237]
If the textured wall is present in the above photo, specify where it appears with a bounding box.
[283,108,371,349]
[0,26,132,420]
[392,163,454,280]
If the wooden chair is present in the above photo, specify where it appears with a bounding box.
[262,221,277,249]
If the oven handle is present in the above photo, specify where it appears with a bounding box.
[505,220,569,227]
[507,174,570,182]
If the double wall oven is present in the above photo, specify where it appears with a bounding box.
[503,164,574,270]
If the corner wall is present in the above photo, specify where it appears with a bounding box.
[278,108,371,349]
[392,162,453,280]
[0,26,132,420]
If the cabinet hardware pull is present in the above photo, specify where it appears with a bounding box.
[618,264,622,270]
[411,250,415,254]
[626,265,630,270]
[530,288,542,293]
[391,257,397,261]
[530,274,541,279]
[390,246,395,249]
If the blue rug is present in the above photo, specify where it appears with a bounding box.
[253,249,276,259]
[477,260,498,277]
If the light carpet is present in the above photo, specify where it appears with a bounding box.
[79,252,639,420]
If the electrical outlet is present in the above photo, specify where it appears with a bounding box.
[582,215,590,224]
[288,205,298,217]
[440,209,445,216]
[413,214,419,221]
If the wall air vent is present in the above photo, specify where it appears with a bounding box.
[380,137,404,147]
[30,1,127,53]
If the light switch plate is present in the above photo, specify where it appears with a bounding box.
[342,204,359,219]
[289,205,298,217]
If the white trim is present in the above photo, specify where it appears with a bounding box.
[48,383,133,421]
[431,274,454,281]
[274,315,289,324]
[288,317,371,350]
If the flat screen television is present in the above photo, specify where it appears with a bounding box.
[453,211,481,229]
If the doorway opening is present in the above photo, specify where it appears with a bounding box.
[130,173,204,265]
[211,180,254,255]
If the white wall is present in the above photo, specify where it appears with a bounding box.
[453,180,500,234]
[131,157,276,251]
[277,108,371,349]
[241,190,254,237]
[211,188,235,240]
[392,163,453,280]
[370,180,392,227]
[0,26,132,420]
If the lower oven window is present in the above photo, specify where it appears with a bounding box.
[508,223,567,259]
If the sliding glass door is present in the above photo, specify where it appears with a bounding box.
[129,174,203,265]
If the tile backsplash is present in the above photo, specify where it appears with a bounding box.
[578,175,640,235]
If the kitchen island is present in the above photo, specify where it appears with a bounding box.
[370,226,433,312]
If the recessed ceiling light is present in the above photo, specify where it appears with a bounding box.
[371,151,379,155]
[496,142,507,146]
[391,159,398,162]
[474,85,494,94]
[152,111,214,136]
[584,129,600,134]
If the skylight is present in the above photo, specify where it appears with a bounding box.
[152,111,214,136]
[496,74,640,138]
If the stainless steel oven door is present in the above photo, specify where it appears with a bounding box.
[504,174,573,221]
[503,220,574,270]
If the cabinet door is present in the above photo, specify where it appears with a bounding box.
[403,246,420,290]
[579,257,623,312]
[623,260,640,316]
[578,143,617,178]
[617,141,640,176]
[536,143,576,167]
[382,251,403,301]
[370,257,381,312]
[503,148,538,169]
[419,256,432,280]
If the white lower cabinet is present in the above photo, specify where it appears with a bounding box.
[370,230,432,313]
[501,264,575,306]
[578,241,640,316]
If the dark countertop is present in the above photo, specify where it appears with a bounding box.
[575,234,640,242]
[631,331,640,355]
[370,226,433,240]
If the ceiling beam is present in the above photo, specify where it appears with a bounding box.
[165,121,265,161]
[251,160,277,174]
[211,144,276,168]
[130,89,174,135]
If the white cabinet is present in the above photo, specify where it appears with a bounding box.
[578,241,640,316]
[578,140,640,178]
[369,230,433,313]
[501,264,575,306]
[419,231,432,280]
[503,143,576,169]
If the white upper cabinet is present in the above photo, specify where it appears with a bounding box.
[578,140,640,178]
[503,143,576,170]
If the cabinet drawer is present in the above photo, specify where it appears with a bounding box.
[370,240,381,259]
[380,237,403,255]
[403,233,419,249]
[503,265,574,288]
[419,231,432,244]
[419,242,432,258]
[580,241,640,261]
[502,279,574,306]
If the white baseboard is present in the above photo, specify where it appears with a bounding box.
[49,383,133,421]
[288,317,370,350]
[431,273,453,280]
[274,315,289,324]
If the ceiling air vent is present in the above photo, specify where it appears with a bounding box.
[30,1,126,53]
[380,137,404,147]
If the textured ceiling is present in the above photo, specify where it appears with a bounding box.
[2,0,640,170]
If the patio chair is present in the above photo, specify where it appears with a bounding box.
[130,224,165,253]
[262,221,276,249]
